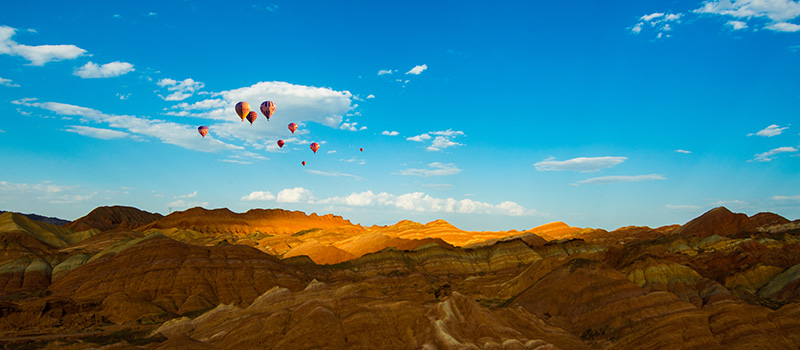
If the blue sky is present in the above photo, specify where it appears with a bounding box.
[1,0,799,230]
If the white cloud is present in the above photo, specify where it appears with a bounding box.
[305,169,363,180]
[631,22,643,34]
[74,61,135,78]
[749,124,788,137]
[641,13,665,21]
[407,133,431,142]
[431,129,464,137]
[710,199,748,207]
[65,125,129,140]
[168,81,355,142]
[396,162,461,177]
[147,12,157,17]
[339,121,365,132]
[695,0,800,22]
[406,64,428,75]
[427,136,461,151]
[116,93,131,100]
[576,174,666,185]
[366,94,375,99]
[313,190,533,216]
[382,130,399,136]
[727,20,748,30]
[157,78,204,101]
[276,187,313,203]
[219,159,253,164]
[0,76,19,87]
[13,98,244,154]
[666,204,701,210]
[175,191,197,199]
[534,156,627,172]
[378,69,394,75]
[0,25,87,65]
[751,146,798,162]
[766,22,800,32]
[241,191,276,201]
[675,149,692,154]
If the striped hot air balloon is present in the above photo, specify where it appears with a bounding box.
[246,111,257,124]
[235,102,250,122]
[260,101,276,120]
[198,126,209,138]
[310,142,320,153]
[288,123,298,134]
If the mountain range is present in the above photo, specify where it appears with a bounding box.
[0,205,798,349]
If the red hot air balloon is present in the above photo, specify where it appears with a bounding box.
[310,142,320,153]
[260,101,276,121]
[277,140,285,148]
[235,102,250,122]
[288,122,298,134]
[198,126,209,138]
[360,148,363,152]
[302,161,306,166]
[246,111,258,124]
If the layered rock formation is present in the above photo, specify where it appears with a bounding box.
[0,205,798,350]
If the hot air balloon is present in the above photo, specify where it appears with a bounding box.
[260,101,276,121]
[302,161,306,166]
[198,126,209,138]
[288,123,298,134]
[246,111,258,124]
[277,140,285,148]
[360,148,363,152]
[235,102,250,122]
[310,142,320,153]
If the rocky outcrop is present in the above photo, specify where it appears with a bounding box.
[674,207,756,238]
[66,206,163,232]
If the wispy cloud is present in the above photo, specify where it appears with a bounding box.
[675,149,692,154]
[314,190,533,216]
[407,133,431,142]
[13,98,244,154]
[366,94,375,99]
[534,156,626,172]
[748,124,788,137]
[65,125,129,140]
[630,12,682,38]
[0,76,20,87]
[772,195,800,202]
[382,130,399,136]
[420,183,454,190]
[766,22,800,32]
[74,61,134,78]
[751,146,798,162]
[0,180,96,205]
[174,191,197,199]
[406,64,428,75]
[168,199,209,209]
[396,162,461,177]
[305,169,363,180]
[378,69,394,75]
[576,174,666,185]
[0,25,86,65]
[157,78,204,101]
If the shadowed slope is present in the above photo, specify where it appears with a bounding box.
[66,206,163,232]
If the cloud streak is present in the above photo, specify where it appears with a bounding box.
[396,162,461,177]
[748,124,788,137]
[751,146,798,162]
[534,156,626,172]
[576,174,666,185]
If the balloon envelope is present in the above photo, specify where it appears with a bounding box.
[277,140,285,148]
[260,101,276,120]
[246,111,258,124]
[310,142,320,153]
[288,123,298,134]
[360,148,363,152]
[302,161,306,166]
[198,126,209,138]
[235,102,250,122]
